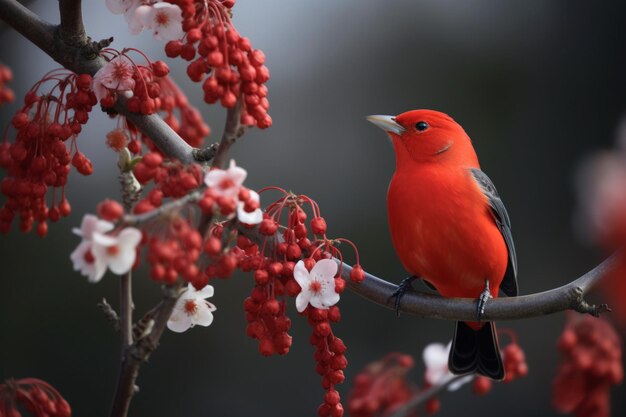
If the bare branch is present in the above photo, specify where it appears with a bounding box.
[212,98,246,168]
[0,0,55,56]
[119,272,133,351]
[58,0,86,42]
[237,224,616,321]
[98,298,120,330]
[388,375,467,417]
[109,283,182,417]
[122,190,203,226]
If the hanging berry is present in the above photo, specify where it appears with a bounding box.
[0,70,96,235]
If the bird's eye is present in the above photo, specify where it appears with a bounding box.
[416,121,429,131]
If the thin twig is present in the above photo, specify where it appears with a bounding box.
[212,98,246,168]
[388,375,466,417]
[98,298,120,330]
[122,190,203,226]
[119,272,133,351]
[237,224,617,321]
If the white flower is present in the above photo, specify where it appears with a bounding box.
[237,189,263,225]
[136,3,184,41]
[72,214,114,239]
[293,259,340,313]
[167,283,217,333]
[70,214,141,282]
[204,159,247,198]
[70,214,114,282]
[70,240,108,283]
[92,228,142,275]
[423,342,473,391]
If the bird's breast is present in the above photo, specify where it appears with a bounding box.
[387,165,508,298]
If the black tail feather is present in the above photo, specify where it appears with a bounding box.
[448,321,505,380]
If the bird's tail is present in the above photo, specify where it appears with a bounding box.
[448,321,505,380]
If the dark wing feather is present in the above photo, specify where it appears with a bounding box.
[469,168,518,296]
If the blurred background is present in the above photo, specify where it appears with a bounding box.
[0,0,624,416]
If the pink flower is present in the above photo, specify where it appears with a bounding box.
[92,56,136,100]
[105,0,141,16]
[135,3,184,41]
[293,259,340,312]
[204,159,247,198]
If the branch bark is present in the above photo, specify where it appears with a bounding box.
[237,224,616,321]
[212,98,246,168]
[58,0,86,42]
[389,375,466,417]
[109,284,182,417]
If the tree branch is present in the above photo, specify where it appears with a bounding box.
[389,375,467,417]
[237,224,616,321]
[109,283,182,417]
[58,0,86,42]
[0,0,202,164]
[212,98,246,168]
[119,271,133,351]
[0,0,55,57]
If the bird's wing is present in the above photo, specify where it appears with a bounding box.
[469,168,518,296]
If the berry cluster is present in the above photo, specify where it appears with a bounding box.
[309,307,347,417]
[0,63,14,105]
[235,188,362,415]
[111,75,212,154]
[0,378,71,417]
[502,334,528,383]
[133,153,203,205]
[244,281,293,357]
[347,353,417,417]
[95,49,170,116]
[0,71,96,236]
[147,216,202,284]
[552,314,623,417]
[164,0,272,128]
[156,75,210,148]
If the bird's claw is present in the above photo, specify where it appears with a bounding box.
[476,280,493,323]
[388,276,416,317]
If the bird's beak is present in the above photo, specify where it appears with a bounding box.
[366,115,405,135]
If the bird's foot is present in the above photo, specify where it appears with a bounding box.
[476,280,493,323]
[388,276,417,317]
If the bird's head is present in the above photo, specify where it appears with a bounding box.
[367,109,478,169]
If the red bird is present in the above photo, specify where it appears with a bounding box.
[367,110,518,380]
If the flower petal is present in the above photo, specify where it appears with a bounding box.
[77,214,114,239]
[295,290,311,313]
[293,260,310,288]
[226,160,247,185]
[193,303,215,327]
[310,259,338,285]
[167,314,193,333]
[237,204,263,225]
[204,169,226,188]
[193,284,215,299]
[423,342,449,368]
